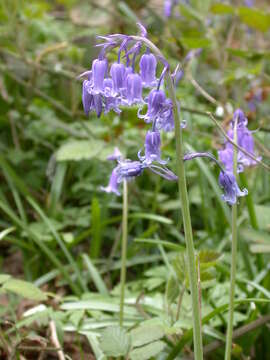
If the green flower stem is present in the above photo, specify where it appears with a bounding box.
[131,35,203,360]
[225,120,238,360]
[119,180,128,327]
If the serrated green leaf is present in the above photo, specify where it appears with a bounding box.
[130,340,165,360]
[172,253,187,284]
[210,3,235,15]
[2,279,47,301]
[100,326,130,357]
[238,7,270,32]
[198,250,221,263]
[131,324,164,347]
[166,276,180,304]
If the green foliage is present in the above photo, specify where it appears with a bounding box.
[0,0,269,358]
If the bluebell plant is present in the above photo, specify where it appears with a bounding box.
[80,23,260,360]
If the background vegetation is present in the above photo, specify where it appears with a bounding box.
[0,0,269,359]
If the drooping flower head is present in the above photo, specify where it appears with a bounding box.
[219,171,248,205]
[138,130,167,165]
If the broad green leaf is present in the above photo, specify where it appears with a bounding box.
[0,274,11,285]
[210,3,235,15]
[2,279,47,301]
[238,7,270,32]
[100,326,130,357]
[56,139,113,162]
[131,325,164,347]
[130,340,165,360]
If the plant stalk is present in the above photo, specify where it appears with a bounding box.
[225,120,238,360]
[131,35,203,359]
[167,75,203,360]
[119,180,128,327]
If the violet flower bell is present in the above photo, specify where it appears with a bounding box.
[139,52,157,88]
[101,168,120,196]
[139,130,167,165]
[125,73,143,105]
[92,58,107,94]
[138,89,166,123]
[219,171,248,205]
[103,78,121,114]
[82,80,103,117]
[82,80,93,116]
[110,62,127,95]
[101,160,145,196]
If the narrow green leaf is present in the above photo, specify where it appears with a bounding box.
[90,197,102,259]
[82,254,108,295]
[0,227,15,241]
[134,238,185,252]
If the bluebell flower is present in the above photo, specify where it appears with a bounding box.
[157,98,175,132]
[101,168,120,195]
[125,73,143,105]
[138,89,166,123]
[101,157,177,196]
[139,53,157,88]
[92,58,107,94]
[103,78,121,114]
[110,62,127,95]
[138,130,167,165]
[219,171,248,205]
[107,147,123,161]
[164,0,179,17]
[82,80,93,116]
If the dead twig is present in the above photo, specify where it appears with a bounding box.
[49,320,65,360]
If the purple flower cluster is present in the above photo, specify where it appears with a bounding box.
[218,109,261,173]
[217,108,261,205]
[80,24,179,195]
